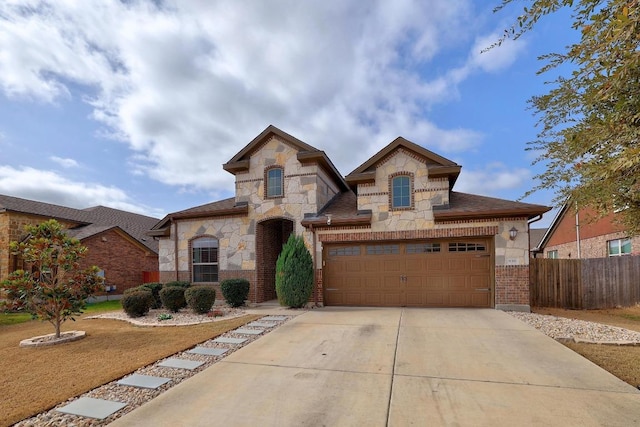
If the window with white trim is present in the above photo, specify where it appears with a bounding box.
[608,238,631,257]
[192,237,219,282]
[547,250,558,259]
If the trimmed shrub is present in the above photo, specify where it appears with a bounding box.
[159,286,187,312]
[220,278,250,307]
[275,234,313,308]
[125,283,163,309]
[121,290,153,318]
[185,286,216,314]
[164,280,191,289]
[140,282,164,309]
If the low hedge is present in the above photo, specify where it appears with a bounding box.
[164,280,191,289]
[185,286,216,314]
[121,290,153,318]
[220,278,250,307]
[159,286,187,312]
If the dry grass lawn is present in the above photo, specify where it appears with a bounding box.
[0,312,261,427]
[533,305,640,388]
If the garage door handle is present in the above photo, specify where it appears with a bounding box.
[475,288,491,292]
[475,254,490,258]
[326,288,338,291]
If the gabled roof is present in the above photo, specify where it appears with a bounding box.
[222,125,348,191]
[345,137,462,190]
[529,228,548,250]
[149,198,248,237]
[532,202,570,253]
[433,192,550,221]
[0,194,159,253]
[0,194,92,225]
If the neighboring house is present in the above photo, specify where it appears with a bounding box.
[533,203,640,259]
[0,195,159,295]
[150,125,550,311]
[529,228,548,258]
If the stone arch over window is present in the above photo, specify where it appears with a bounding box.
[190,236,219,283]
[264,165,284,199]
[389,172,414,210]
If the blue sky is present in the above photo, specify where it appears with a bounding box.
[0,1,578,226]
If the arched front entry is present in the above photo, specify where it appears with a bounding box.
[255,218,294,303]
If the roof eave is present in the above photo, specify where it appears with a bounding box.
[222,159,250,174]
[297,151,349,192]
[301,214,372,228]
[434,207,551,222]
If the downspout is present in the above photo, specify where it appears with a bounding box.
[173,219,179,281]
[527,214,543,257]
[575,201,581,259]
[310,224,318,306]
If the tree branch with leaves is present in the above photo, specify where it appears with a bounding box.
[1,219,104,338]
[495,0,640,234]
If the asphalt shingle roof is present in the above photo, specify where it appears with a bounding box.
[0,194,159,253]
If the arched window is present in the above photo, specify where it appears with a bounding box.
[266,167,284,198]
[192,237,218,282]
[391,175,411,208]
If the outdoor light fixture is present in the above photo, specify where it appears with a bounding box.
[509,227,518,241]
[326,214,332,226]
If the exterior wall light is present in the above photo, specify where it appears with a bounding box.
[509,227,518,240]
[326,214,332,226]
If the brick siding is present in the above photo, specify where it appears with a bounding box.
[495,265,529,306]
[81,229,158,295]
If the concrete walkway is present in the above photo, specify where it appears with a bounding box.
[110,308,640,426]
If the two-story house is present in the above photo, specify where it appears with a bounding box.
[149,126,549,311]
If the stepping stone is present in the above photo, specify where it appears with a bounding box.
[262,316,287,321]
[213,337,247,344]
[187,347,228,356]
[158,358,204,370]
[248,321,277,328]
[234,328,264,335]
[117,374,171,389]
[56,397,127,420]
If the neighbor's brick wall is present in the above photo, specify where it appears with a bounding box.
[81,229,158,295]
[495,265,529,306]
[0,212,79,283]
[545,232,640,259]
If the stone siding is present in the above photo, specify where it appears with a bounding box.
[356,149,450,232]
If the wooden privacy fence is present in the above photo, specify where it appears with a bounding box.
[142,271,160,284]
[530,256,640,309]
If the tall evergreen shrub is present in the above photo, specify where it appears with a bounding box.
[275,234,313,308]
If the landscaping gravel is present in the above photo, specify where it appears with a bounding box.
[14,313,293,427]
[508,311,640,344]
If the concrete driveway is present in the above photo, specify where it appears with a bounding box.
[110,308,640,426]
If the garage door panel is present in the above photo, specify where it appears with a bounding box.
[324,240,492,308]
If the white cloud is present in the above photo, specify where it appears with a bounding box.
[469,33,525,73]
[50,156,79,168]
[455,162,532,196]
[0,1,523,191]
[0,165,164,217]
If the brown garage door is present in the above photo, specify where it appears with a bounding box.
[323,240,492,307]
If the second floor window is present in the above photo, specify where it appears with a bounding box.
[266,167,284,198]
[391,175,411,208]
